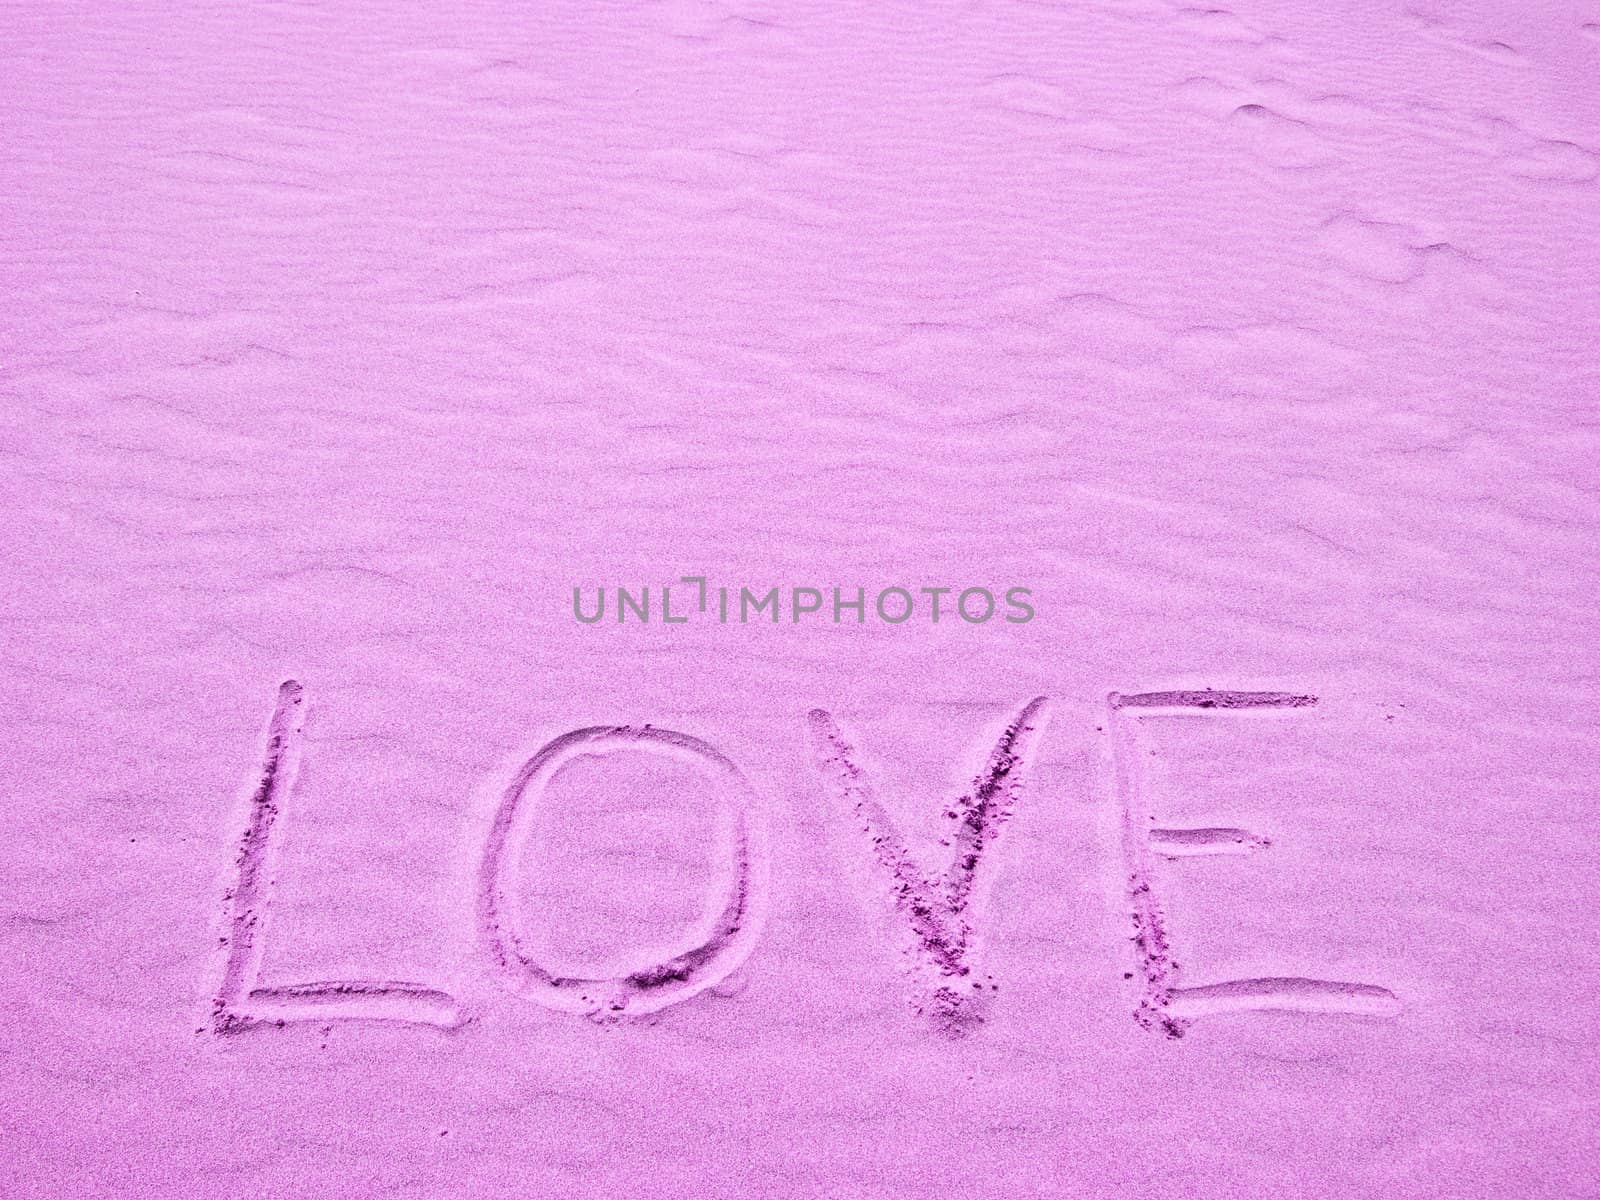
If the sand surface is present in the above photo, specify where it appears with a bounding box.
[2,1,1597,1196]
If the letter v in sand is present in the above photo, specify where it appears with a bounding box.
[806,698,1051,1037]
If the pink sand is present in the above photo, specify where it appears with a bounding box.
[2,0,1597,1196]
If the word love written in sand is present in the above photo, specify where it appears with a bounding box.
[211,684,1400,1041]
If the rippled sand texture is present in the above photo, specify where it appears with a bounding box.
[2,1,1597,1197]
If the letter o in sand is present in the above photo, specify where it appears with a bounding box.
[478,726,770,1017]
[959,587,995,623]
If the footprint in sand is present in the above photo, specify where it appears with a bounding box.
[1315,214,1433,284]
[1407,9,1527,66]
[1172,6,1269,46]
[1500,138,1599,184]
[1228,102,1336,168]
